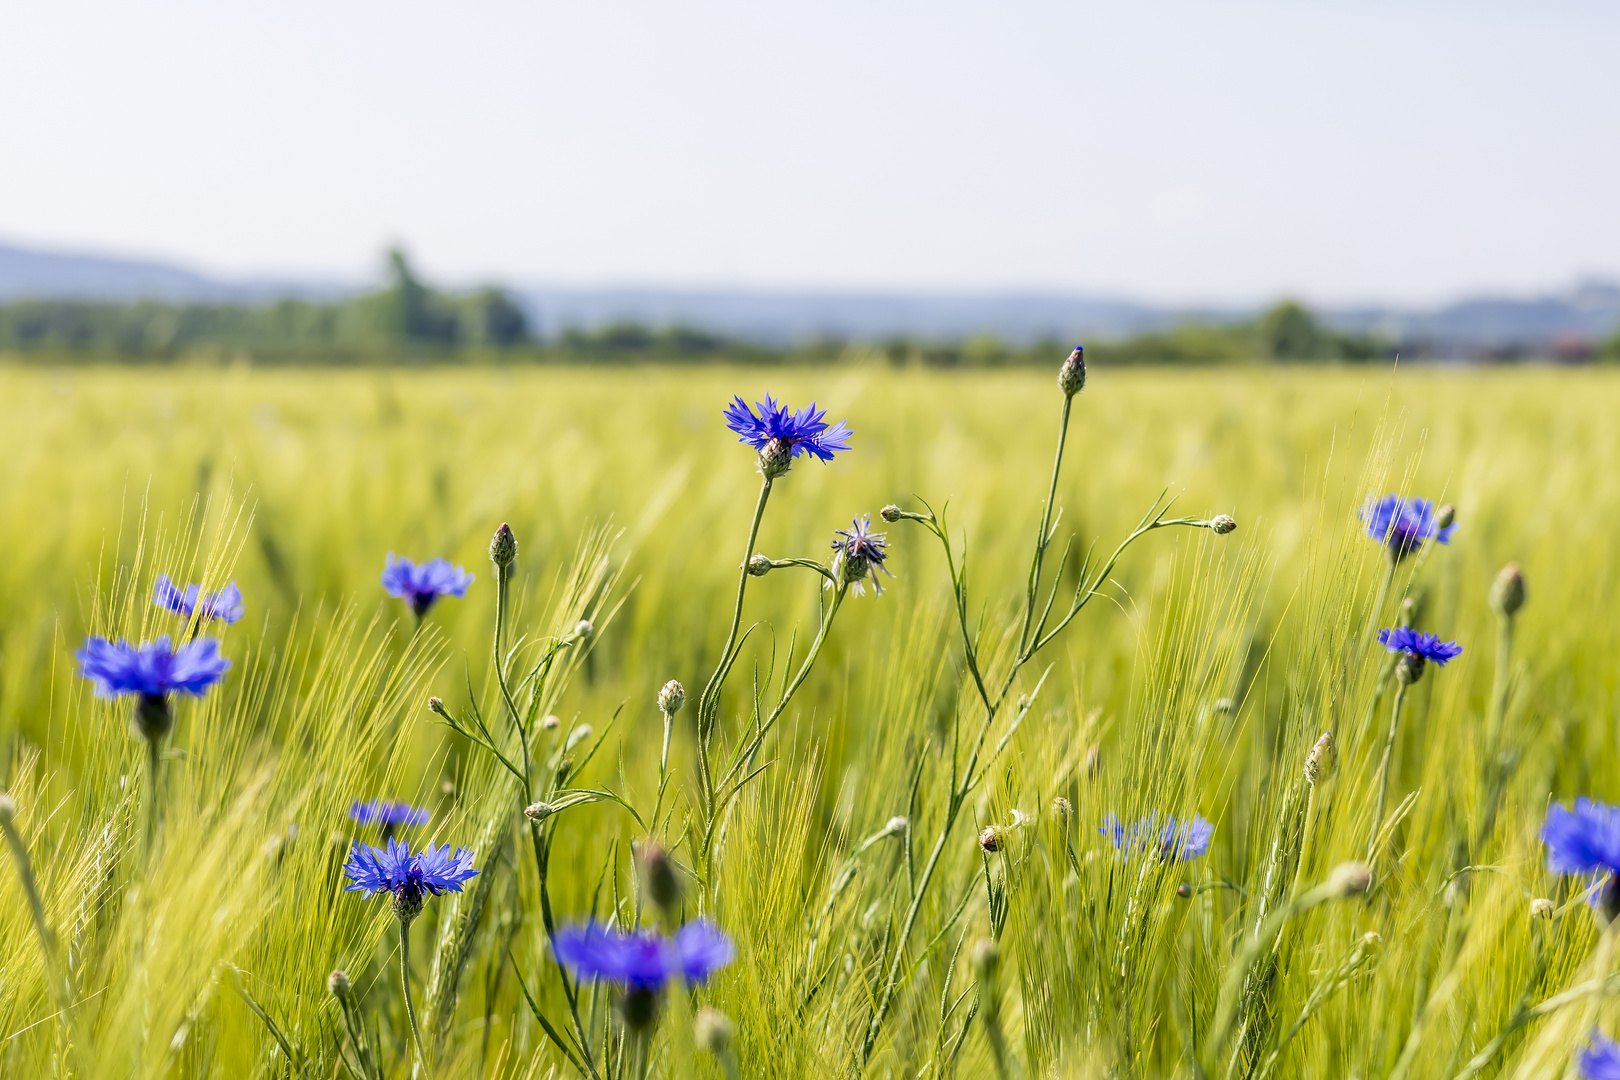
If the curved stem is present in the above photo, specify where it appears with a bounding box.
[1019,394,1073,654]
[698,476,774,744]
[1368,680,1410,860]
[400,919,433,1080]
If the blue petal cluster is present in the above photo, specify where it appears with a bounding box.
[1360,495,1455,559]
[76,635,231,699]
[1580,1034,1620,1080]
[1542,799,1620,877]
[832,515,893,596]
[722,395,853,464]
[342,837,480,899]
[1100,812,1213,862]
[153,575,246,625]
[381,554,475,617]
[553,921,734,989]
[349,800,432,828]
[1377,628,1464,666]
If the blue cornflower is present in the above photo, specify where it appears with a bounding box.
[153,575,246,625]
[343,837,480,922]
[1100,812,1213,863]
[1542,799,1620,919]
[722,395,852,476]
[76,634,231,741]
[831,515,893,596]
[1579,1033,1620,1080]
[1360,495,1455,561]
[553,920,734,989]
[381,554,474,619]
[349,800,431,828]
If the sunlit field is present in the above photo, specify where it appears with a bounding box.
[1,360,1617,1079]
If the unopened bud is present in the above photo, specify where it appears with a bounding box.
[759,437,794,479]
[524,801,554,822]
[884,816,909,837]
[573,619,593,640]
[638,842,682,913]
[1362,930,1382,947]
[1435,504,1456,530]
[1303,731,1336,784]
[1051,796,1072,821]
[1008,809,1032,830]
[541,714,561,731]
[489,522,518,568]
[978,825,1003,853]
[694,1006,735,1054]
[427,696,447,717]
[565,724,592,752]
[1214,697,1236,715]
[1530,897,1554,921]
[970,938,1000,981]
[1210,514,1237,536]
[746,553,773,577]
[880,504,902,523]
[1176,882,1193,899]
[327,969,352,998]
[1057,345,1086,397]
[658,679,686,715]
[1326,861,1374,899]
[1489,563,1526,618]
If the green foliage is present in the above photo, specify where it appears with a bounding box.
[0,365,1617,1078]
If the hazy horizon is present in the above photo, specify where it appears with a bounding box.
[4,1,1618,307]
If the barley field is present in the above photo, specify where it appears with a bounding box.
[0,360,1617,1080]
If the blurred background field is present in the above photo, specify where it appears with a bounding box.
[2,360,1618,1077]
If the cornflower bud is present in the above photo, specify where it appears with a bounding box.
[1489,562,1526,618]
[883,816,909,837]
[541,714,560,731]
[638,842,682,914]
[759,437,794,480]
[978,825,1003,853]
[1058,345,1086,398]
[1530,897,1554,921]
[746,553,773,577]
[1176,882,1193,899]
[524,801,554,822]
[658,679,685,716]
[427,696,447,717]
[1435,504,1456,530]
[1326,861,1374,899]
[1211,514,1237,535]
[327,969,352,998]
[489,522,518,569]
[573,619,594,640]
[1303,731,1336,784]
[880,504,902,523]
[694,1006,736,1054]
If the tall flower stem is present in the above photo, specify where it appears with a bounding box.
[698,477,774,753]
[1018,393,1073,655]
[1483,609,1515,779]
[400,920,432,1080]
[1368,680,1410,860]
[143,733,163,867]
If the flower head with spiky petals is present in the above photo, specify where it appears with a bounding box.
[1361,495,1456,561]
[831,515,893,596]
[1100,812,1213,863]
[722,395,852,472]
[343,837,480,922]
[1579,1033,1620,1080]
[381,555,474,618]
[77,635,231,700]
[554,920,734,989]
[154,575,246,625]
[349,800,431,828]
[1377,628,1463,666]
[1543,800,1620,878]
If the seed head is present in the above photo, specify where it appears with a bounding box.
[1530,897,1554,921]
[658,679,686,716]
[694,1006,736,1054]
[1051,796,1072,821]
[1058,345,1087,397]
[759,437,794,479]
[978,825,1003,853]
[746,553,773,577]
[327,969,352,998]
[1325,861,1374,899]
[638,842,682,914]
[1210,514,1237,535]
[489,523,518,569]
[1489,562,1527,618]
[883,816,909,837]
[880,504,902,523]
[524,801,554,823]
[1304,731,1336,784]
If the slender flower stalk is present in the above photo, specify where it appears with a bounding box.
[1368,628,1462,859]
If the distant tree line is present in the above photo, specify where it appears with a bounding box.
[0,250,530,359]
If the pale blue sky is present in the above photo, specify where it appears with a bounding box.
[1,0,1616,303]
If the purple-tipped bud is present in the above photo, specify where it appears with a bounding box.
[880,504,902,523]
[978,825,1003,853]
[1489,563,1526,618]
[489,523,518,569]
[327,969,352,998]
[1211,514,1237,535]
[658,679,686,716]
[1058,345,1086,398]
[746,553,773,577]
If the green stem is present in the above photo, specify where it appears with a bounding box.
[144,734,162,868]
[1290,783,1321,904]
[400,920,432,1080]
[1368,680,1410,861]
[1484,612,1514,782]
[1019,394,1073,655]
[698,476,774,746]
[1361,557,1397,652]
